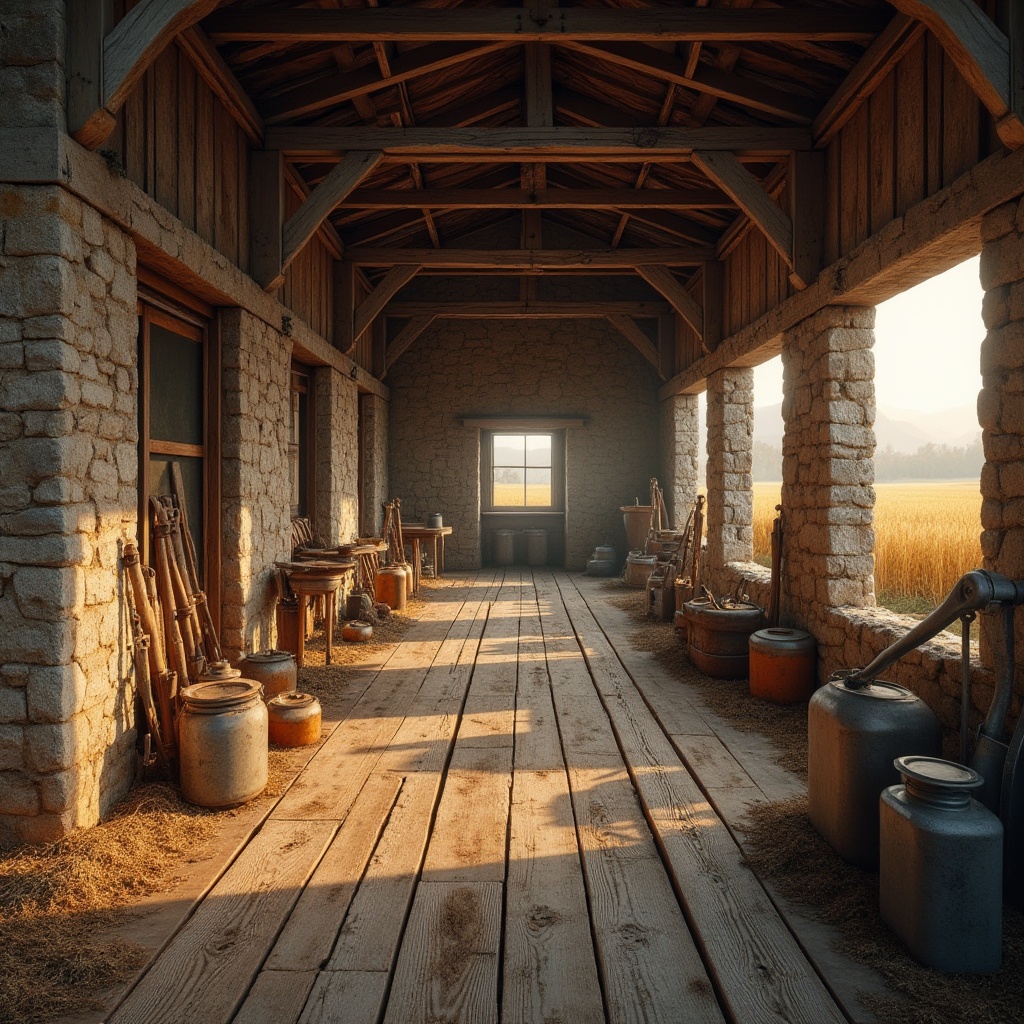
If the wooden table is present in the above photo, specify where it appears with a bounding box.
[401,525,453,591]
[276,560,354,667]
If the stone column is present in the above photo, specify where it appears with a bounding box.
[704,367,754,591]
[780,306,876,628]
[661,392,699,527]
[220,309,291,663]
[360,392,389,537]
[314,367,360,546]
[978,201,1024,676]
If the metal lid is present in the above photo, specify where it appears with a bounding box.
[268,691,319,711]
[181,678,263,708]
[199,660,242,682]
[753,627,811,642]
[829,670,918,700]
[750,627,815,653]
[243,649,295,665]
[895,756,983,791]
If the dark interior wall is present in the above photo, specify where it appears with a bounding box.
[387,315,663,570]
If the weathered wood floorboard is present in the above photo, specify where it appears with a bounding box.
[559,574,847,1024]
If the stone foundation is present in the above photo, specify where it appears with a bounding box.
[0,184,139,844]
[313,366,360,547]
[360,392,389,538]
[661,392,699,527]
[220,309,292,664]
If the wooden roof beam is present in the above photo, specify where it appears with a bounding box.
[346,248,714,268]
[559,41,819,124]
[264,127,812,161]
[606,315,664,377]
[339,188,734,210]
[888,0,1024,148]
[692,150,794,272]
[263,41,513,123]
[203,8,885,44]
[385,300,671,317]
[68,0,220,148]
[354,265,420,340]
[636,266,703,339]
[385,316,437,374]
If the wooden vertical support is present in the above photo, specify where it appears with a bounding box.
[67,0,115,147]
[334,259,356,353]
[249,150,285,291]
[701,260,724,354]
[372,316,387,381]
[788,150,826,290]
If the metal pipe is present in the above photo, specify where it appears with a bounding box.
[959,611,975,766]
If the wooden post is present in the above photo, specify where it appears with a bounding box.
[249,151,285,291]
[789,150,826,290]
[334,259,356,353]
[66,0,115,148]
[701,260,724,353]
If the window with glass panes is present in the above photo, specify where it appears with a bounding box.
[491,433,554,508]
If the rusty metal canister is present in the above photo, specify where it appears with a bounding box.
[239,649,297,701]
[375,565,407,611]
[268,692,322,747]
[342,620,373,642]
[880,756,1002,972]
[808,672,942,868]
[178,679,268,809]
[748,628,817,704]
[685,600,766,679]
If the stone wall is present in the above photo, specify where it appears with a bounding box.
[313,367,360,547]
[0,184,139,845]
[978,198,1024,698]
[660,393,699,528]
[388,318,662,570]
[220,309,292,664]
[360,392,389,537]
[704,367,754,594]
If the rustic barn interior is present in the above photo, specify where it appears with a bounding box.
[2,0,1024,1020]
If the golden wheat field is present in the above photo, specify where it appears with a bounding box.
[753,481,983,608]
[493,483,552,507]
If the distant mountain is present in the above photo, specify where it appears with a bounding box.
[752,402,980,453]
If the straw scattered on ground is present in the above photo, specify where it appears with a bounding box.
[0,580,439,1024]
[743,798,1024,1024]
[0,783,219,1024]
[604,583,808,775]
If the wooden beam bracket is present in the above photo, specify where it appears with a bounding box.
[606,314,664,378]
[354,265,420,341]
[636,266,704,339]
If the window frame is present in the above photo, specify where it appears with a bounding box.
[481,429,565,513]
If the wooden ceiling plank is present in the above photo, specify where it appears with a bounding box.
[355,265,420,338]
[636,266,703,338]
[281,150,384,281]
[385,300,670,317]
[263,41,513,123]
[69,0,220,148]
[338,188,734,209]
[813,14,925,145]
[385,315,437,374]
[606,314,663,377]
[559,41,818,123]
[346,247,714,268]
[204,8,885,44]
[264,126,812,160]
[691,150,793,268]
[888,0,1023,148]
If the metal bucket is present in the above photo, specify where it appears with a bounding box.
[623,552,656,588]
[495,529,515,566]
[239,649,297,702]
[427,513,443,528]
[525,529,547,567]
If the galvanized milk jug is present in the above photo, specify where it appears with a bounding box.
[808,670,942,868]
[880,756,1002,973]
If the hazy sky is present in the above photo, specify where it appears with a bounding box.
[752,256,985,414]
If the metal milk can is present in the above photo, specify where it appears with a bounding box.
[808,671,942,868]
[880,756,1002,973]
[179,679,268,809]
[239,649,297,701]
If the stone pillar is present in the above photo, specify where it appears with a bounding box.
[0,184,139,844]
[704,367,754,590]
[314,367,360,546]
[360,392,389,537]
[220,309,291,663]
[978,201,1024,678]
[661,392,699,527]
[780,306,876,629]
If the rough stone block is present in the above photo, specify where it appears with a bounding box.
[0,771,38,815]
[25,720,79,773]
[26,662,88,724]
[0,686,27,724]
[0,723,24,769]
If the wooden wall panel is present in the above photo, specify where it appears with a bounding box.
[280,188,335,345]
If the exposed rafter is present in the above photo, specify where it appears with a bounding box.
[338,188,734,210]
[204,8,885,44]
[691,151,794,270]
[354,265,420,340]
[559,41,819,123]
[636,267,704,339]
[606,315,663,377]
[68,0,220,148]
[262,41,513,123]
[385,315,437,374]
[888,0,1023,147]
[265,127,812,161]
[345,248,715,268]
[384,301,671,318]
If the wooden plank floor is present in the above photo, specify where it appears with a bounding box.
[107,570,872,1024]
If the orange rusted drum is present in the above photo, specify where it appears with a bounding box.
[268,692,322,747]
[342,620,373,642]
[749,627,817,704]
[375,566,407,611]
